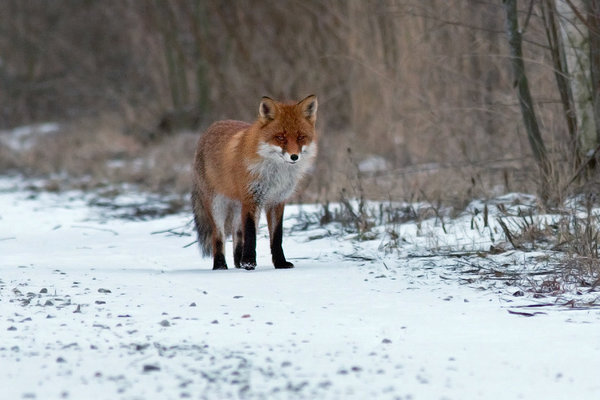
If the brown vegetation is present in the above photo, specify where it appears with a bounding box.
[0,1,591,203]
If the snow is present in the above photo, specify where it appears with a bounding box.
[0,123,60,151]
[358,155,389,173]
[1,177,600,400]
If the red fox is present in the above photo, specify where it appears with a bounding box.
[191,95,318,270]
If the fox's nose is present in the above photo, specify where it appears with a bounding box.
[290,154,299,161]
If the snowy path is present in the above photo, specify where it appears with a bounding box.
[1,183,600,399]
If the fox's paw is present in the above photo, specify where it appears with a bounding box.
[274,261,294,269]
[213,254,228,270]
[240,262,256,271]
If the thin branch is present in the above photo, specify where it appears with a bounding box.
[522,0,536,33]
[562,143,600,191]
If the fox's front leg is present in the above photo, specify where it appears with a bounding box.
[231,207,243,268]
[240,203,258,270]
[267,203,294,269]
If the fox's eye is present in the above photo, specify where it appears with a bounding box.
[297,135,306,142]
[275,135,286,142]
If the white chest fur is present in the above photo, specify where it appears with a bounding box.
[247,142,316,205]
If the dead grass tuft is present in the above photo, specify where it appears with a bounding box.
[495,195,600,292]
[2,115,199,197]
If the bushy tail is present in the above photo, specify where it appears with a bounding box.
[191,185,212,256]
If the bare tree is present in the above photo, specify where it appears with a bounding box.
[503,0,551,199]
[555,0,599,157]
[541,0,578,158]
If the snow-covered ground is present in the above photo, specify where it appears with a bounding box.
[1,177,600,400]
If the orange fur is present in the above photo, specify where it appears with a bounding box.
[191,95,318,270]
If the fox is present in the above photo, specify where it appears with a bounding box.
[191,95,318,270]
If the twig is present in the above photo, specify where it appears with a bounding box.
[406,251,482,258]
[589,276,600,293]
[343,253,376,262]
[564,0,598,34]
[496,217,521,250]
[151,227,191,237]
[70,225,119,236]
[522,0,535,34]
[183,240,197,248]
[562,143,600,192]
[511,303,557,308]
[508,309,546,317]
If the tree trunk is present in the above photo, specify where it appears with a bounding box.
[556,0,598,156]
[541,0,579,160]
[585,0,600,150]
[503,0,551,198]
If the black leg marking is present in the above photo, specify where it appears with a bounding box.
[212,239,227,270]
[234,230,243,268]
[241,214,257,270]
[271,216,294,269]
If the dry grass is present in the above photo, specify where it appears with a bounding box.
[1,1,596,214]
[494,195,600,291]
[0,114,189,195]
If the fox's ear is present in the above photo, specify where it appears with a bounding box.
[259,96,277,121]
[298,94,318,123]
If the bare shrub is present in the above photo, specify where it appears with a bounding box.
[496,194,600,285]
[140,133,198,194]
[0,1,588,204]
[21,117,141,179]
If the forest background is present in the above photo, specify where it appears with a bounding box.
[1,0,598,207]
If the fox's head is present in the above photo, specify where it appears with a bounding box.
[256,95,318,165]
